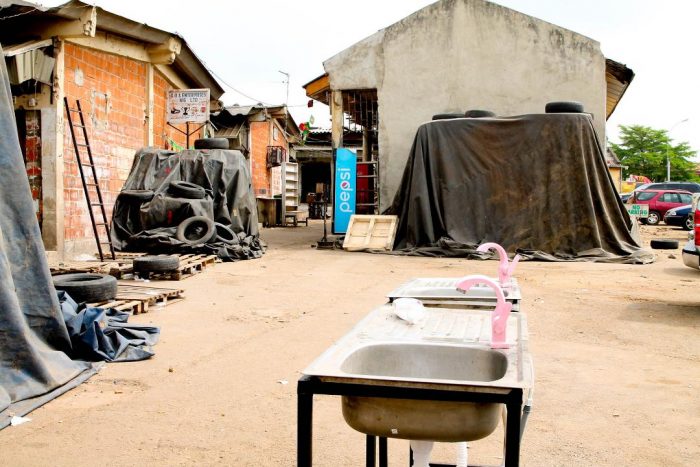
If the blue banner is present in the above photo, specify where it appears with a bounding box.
[333,148,357,234]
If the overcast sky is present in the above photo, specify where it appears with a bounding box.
[40,0,700,153]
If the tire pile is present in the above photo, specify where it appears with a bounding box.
[110,144,264,261]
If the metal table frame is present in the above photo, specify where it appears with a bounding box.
[298,375,523,467]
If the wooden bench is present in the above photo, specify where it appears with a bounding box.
[284,210,308,227]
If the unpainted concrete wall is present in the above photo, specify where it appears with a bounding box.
[324,0,606,208]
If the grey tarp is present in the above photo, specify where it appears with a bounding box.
[387,113,654,263]
[110,148,264,260]
[0,45,97,429]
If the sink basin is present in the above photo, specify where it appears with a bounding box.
[340,343,507,381]
[303,305,533,442]
[341,343,508,441]
[386,277,521,311]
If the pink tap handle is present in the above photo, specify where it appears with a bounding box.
[455,274,511,349]
[491,301,513,349]
[477,242,518,285]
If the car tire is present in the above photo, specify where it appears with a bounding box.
[646,211,661,225]
[169,181,206,199]
[53,273,118,303]
[133,255,180,273]
[214,222,238,245]
[118,189,155,201]
[175,216,216,245]
[432,113,464,121]
[194,138,229,150]
[464,109,496,118]
[684,216,694,231]
[545,101,585,113]
[650,239,679,250]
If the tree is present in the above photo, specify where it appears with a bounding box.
[610,125,698,182]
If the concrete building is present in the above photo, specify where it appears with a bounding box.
[304,0,634,210]
[1,0,224,258]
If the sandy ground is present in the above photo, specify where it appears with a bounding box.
[1,221,699,466]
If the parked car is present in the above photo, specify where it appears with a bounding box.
[628,189,693,225]
[634,181,700,193]
[620,192,634,203]
[682,196,700,269]
[663,204,693,230]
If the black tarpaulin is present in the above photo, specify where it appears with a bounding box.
[0,45,97,429]
[110,147,264,260]
[387,113,654,263]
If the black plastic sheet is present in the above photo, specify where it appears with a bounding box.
[58,292,160,362]
[0,45,97,429]
[111,148,264,260]
[387,114,654,263]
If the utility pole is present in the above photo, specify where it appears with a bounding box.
[278,70,290,136]
[667,118,689,181]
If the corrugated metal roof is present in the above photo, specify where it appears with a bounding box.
[215,122,244,138]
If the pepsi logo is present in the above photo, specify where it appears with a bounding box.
[340,180,351,189]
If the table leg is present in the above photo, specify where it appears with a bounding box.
[379,437,388,467]
[366,435,376,467]
[504,390,523,467]
[298,392,313,467]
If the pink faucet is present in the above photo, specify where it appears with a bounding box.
[476,242,521,286]
[455,275,512,349]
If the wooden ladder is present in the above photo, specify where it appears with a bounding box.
[64,98,115,261]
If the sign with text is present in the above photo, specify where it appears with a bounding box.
[333,148,357,234]
[166,88,210,124]
[625,204,649,218]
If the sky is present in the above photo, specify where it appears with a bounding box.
[38,0,700,153]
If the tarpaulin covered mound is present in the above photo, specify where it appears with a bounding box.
[0,46,97,429]
[387,113,654,263]
[111,148,264,261]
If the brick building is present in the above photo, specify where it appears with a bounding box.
[1,1,224,258]
[211,104,300,198]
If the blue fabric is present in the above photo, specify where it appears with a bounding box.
[58,291,160,362]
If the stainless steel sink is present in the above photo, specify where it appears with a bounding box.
[303,305,533,442]
[386,277,521,311]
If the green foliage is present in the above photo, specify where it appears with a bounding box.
[611,125,698,182]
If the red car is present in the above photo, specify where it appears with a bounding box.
[629,189,693,225]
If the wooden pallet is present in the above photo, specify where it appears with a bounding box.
[115,283,184,311]
[135,254,218,280]
[50,260,134,279]
[112,252,148,260]
[87,299,144,314]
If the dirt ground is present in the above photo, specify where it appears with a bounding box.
[1,221,698,466]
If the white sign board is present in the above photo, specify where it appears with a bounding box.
[625,204,649,218]
[167,88,210,124]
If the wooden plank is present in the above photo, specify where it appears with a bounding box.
[343,215,398,252]
[87,299,143,315]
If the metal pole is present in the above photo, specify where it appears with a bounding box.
[667,118,689,182]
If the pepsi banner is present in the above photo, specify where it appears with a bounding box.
[333,148,357,234]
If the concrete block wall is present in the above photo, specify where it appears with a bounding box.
[63,42,147,251]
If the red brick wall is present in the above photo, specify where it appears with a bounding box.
[250,121,270,196]
[249,120,290,197]
[63,42,147,244]
[153,71,191,150]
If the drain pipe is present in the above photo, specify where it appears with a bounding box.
[410,440,434,467]
[455,441,468,467]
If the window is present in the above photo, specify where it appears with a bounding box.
[636,191,656,201]
[661,193,679,203]
[273,125,279,141]
[680,193,693,204]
